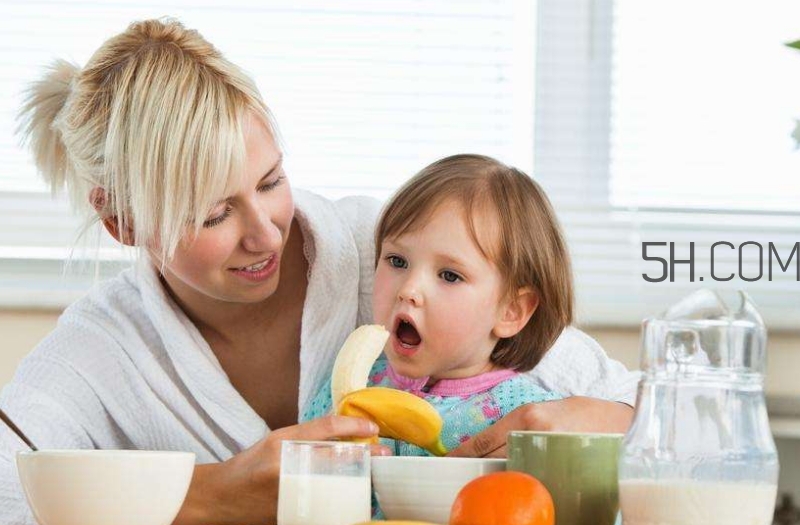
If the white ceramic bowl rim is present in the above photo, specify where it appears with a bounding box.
[509,430,625,438]
[17,449,195,458]
[371,456,507,464]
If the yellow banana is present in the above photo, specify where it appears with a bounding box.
[330,325,390,410]
[338,387,448,456]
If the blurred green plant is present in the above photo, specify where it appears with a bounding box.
[788,41,800,148]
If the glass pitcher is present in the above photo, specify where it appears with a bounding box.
[619,290,778,525]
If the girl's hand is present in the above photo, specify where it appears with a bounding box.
[446,397,634,459]
[172,415,384,525]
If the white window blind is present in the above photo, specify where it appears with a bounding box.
[611,1,800,212]
[535,0,799,329]
[0,0,535,307]
[2,0,797,331]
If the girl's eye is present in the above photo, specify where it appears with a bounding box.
[203,206,232,228]
[440,270,462,283]
[258,174,285,193]
[387,255,407,269]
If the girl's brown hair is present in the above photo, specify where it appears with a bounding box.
[375,154,573,372]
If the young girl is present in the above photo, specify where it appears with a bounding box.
[303,153,574,455]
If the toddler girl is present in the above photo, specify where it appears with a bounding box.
[303,153,573,455]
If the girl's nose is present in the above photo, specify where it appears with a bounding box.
[398,278,423,306]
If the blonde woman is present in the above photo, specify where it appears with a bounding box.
[0,19,638,524]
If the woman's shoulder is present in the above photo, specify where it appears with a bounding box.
[293,188,382,237]
[26,265,155,368]
[529,327,640,402]
[332,194,383,226]
[58,266,144,329]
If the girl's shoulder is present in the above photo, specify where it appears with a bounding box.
[487,373,563,408]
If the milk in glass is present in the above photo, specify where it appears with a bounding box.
[277,473,370,525]
[277,441,371,525]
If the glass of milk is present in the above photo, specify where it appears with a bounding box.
[277,440,371,525]
[619,290,779,525]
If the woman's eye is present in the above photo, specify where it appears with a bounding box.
[387,255,407,269]
[203,207,232,228]
[440,270,462,283]
[258,175,285,192]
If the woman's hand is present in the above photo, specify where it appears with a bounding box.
[172,415,384,525]
[447,397,634,459]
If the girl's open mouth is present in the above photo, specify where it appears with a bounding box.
[392,316,422,357]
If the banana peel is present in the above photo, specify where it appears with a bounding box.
[338,387,448,456]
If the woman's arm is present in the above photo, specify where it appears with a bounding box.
[446,397,633,458]
[173,415,381,525]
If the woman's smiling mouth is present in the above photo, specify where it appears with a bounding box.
[229,255,278,282]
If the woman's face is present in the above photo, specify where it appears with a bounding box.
[158,116,295,307]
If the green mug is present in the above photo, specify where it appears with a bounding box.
[507,431,623,525]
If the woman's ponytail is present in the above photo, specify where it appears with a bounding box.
[17,59,80,193]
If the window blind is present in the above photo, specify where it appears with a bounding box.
[2,0,797,331]
[610,1,800,212]
[535,0,800,329]
[0,0,536,307]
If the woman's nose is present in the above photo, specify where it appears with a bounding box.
[241,206,281,253]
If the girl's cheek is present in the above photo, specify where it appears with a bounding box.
[371,273,393,318]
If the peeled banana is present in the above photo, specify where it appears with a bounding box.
[339,387,448,456]
[330,325,390,410]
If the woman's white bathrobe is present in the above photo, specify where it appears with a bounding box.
[0,190,639,523]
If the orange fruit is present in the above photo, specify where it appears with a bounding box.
[449,471,554,525]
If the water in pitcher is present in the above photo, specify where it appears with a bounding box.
[619,290,779,525]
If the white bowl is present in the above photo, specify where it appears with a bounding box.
[17,450,195,525]
[371,456,506,523]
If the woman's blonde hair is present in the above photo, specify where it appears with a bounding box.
[375,154,574,372]
[17,18,274,262]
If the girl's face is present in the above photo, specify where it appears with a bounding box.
[158,116,295,308]
[372,201,510,380]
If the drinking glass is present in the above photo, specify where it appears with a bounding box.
[277,440,371,525]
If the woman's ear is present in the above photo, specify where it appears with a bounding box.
[492,287,539,339]
[89,187,135,246]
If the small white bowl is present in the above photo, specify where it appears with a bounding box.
[371,456,506,523]
[17,449,195,525]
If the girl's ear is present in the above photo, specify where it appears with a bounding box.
[89,187,136,246]
[492,287,539,339]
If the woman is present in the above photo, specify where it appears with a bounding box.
[0,18,637,524]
